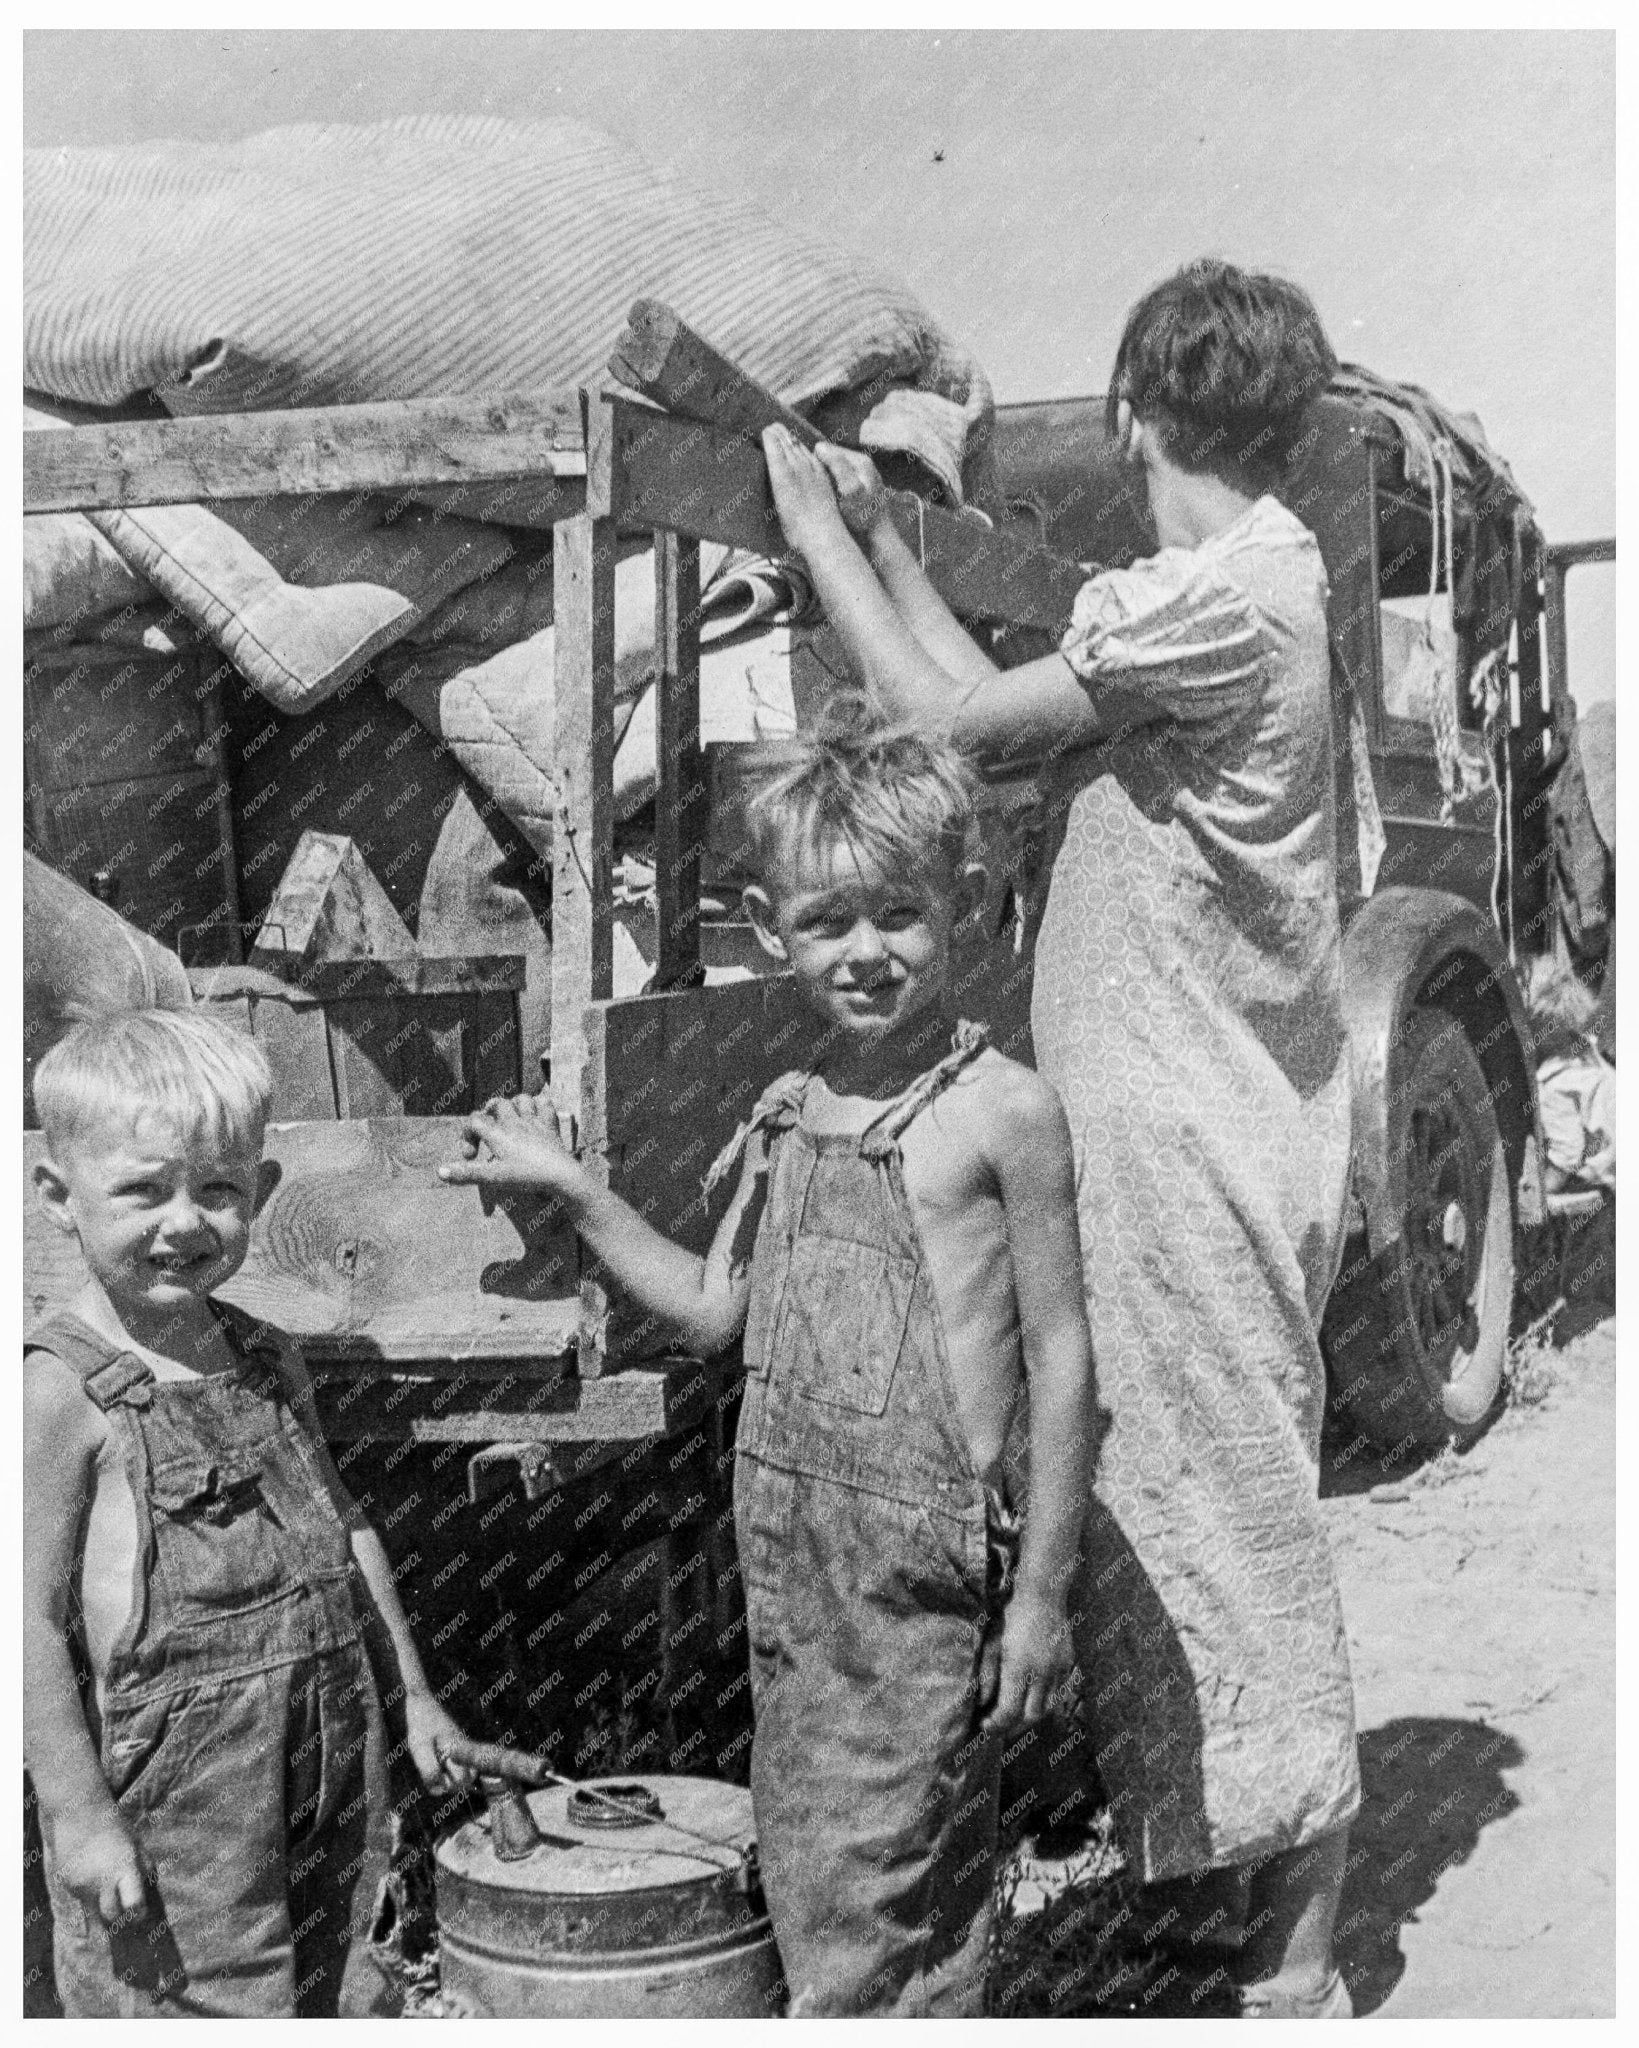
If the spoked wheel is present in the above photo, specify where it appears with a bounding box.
[1324,1009,1514,1452]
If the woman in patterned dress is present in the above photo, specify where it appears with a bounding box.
[763,260,1359,2019]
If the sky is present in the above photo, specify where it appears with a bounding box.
[22,27,1616,701]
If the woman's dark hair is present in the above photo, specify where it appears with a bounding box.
[1107,259,1338,490]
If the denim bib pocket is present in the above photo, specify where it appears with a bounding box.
[768,1235,917,1416]
[148,1456,293,1610]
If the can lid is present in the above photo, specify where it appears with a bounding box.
[437,1774,756,1897]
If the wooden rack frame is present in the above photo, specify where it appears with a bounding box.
[24,388,1077,1395]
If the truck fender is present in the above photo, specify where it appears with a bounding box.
[1340,885,1542,1258]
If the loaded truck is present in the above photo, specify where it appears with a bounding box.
[21,321,1612,2012]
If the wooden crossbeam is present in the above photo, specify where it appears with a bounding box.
[312,1358,719,1444]
[610,297,821,450]
[23,383,1084,634]
[606,398,1086,631]
[22,391,586,513]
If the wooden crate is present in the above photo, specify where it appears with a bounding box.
[22,641,242,962]
[24,380,1078,1389]
[191,954,525,1121]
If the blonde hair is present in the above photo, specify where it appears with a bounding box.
[35,1008,274,1158]
[741,698,977,897]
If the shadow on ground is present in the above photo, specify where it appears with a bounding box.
[1333,1715,1524,2014]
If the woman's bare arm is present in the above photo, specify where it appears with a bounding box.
[861,510,1002,694]
[763,426,1165,767]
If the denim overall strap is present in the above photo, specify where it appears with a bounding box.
[26,1310,158,1411]
[701,1069,809,1200]
[860,1019,990,1158]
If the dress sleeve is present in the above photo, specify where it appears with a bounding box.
[1058,548,1267,723]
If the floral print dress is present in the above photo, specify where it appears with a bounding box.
[1034,496,1361,1882]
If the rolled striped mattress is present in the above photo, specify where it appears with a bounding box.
[24,114,993,503]
[23,116,996,860]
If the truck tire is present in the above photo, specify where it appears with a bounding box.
[1325,1009,1514,1453]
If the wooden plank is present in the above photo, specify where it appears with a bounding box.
[25,646,217,786]
[198,956,527,1000]
[23,391,587,514]
[467,990,524,1104]
[1543,537,1616,572]
[252,831,416,964]
[586,980,835,1366]
[552,397,618,1379]
[25,769,232,957]
[607,399,1086,631]
[246,995,338,1121]
[550,408,617,1098]
[324,1002,416,1120]
[22,649,241,958]
[311,1358,719,1444]
[609,298,820,449]
[653,531,705,991]
[23,1119,581,1363]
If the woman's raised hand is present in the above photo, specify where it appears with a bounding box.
[815,443,891,540]
[763,425,893,560]
[762,423,849,562]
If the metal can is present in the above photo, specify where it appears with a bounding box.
[435,1773,783,2018]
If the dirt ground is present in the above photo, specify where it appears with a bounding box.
[994,1264,1618,2021]
[1319,1302,1617,2018]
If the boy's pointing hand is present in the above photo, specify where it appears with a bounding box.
[439,1091,581,1196]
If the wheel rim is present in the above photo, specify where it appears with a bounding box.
[1404,1090,1481,1368]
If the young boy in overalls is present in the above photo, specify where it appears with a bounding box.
[443,717,1099,2014]
[24,1009,475,2017]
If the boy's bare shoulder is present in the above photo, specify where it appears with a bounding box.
[947,1047,1073,1157]
[954,1046,1069,1121]
[23,1347,110,1466]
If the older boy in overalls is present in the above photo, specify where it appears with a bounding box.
[445,716,1099,2013]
